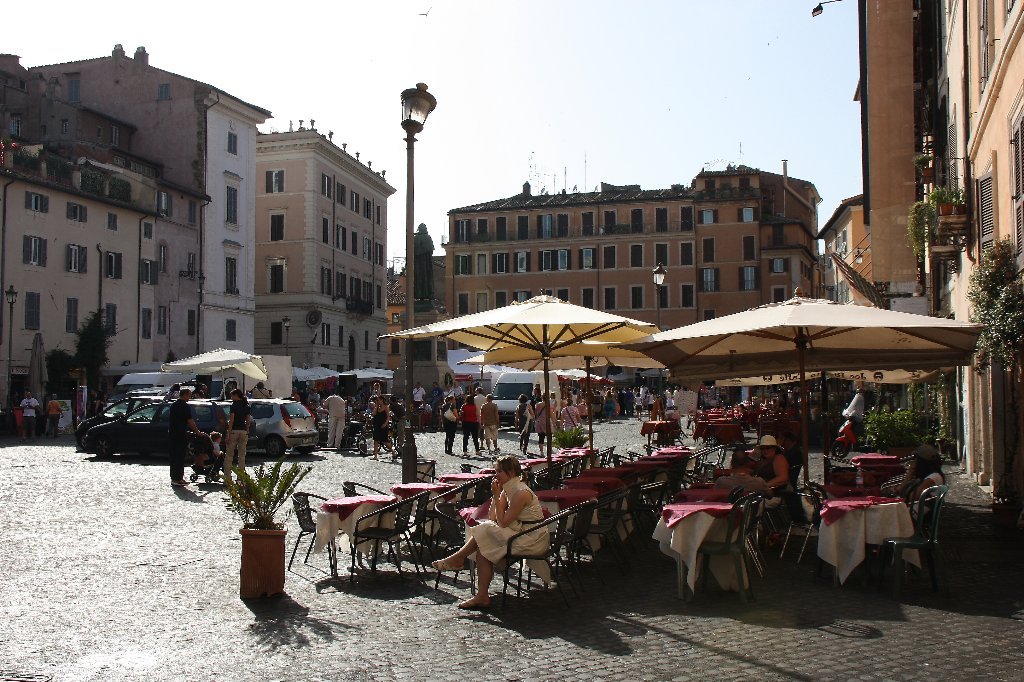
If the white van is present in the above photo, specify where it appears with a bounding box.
[491,371,561,424]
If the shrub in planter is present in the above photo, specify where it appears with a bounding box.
[864,409,928,452]
[553,426,588,449]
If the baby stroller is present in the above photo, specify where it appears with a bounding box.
[188,432,225,484]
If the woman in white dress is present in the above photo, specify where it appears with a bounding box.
[431,456,547,609]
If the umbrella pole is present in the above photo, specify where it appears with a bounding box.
[798,337,810,486]
[585,356,594,453]
[543,354,552,466]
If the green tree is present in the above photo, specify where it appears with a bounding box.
[74,310,111,389]
[45,349,77,396]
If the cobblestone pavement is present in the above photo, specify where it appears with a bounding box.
[1,421,1022,681]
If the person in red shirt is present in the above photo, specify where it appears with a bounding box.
[460,398,480,455]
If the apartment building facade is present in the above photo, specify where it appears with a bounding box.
[817,194,881,307]
[254,129,394,371]
[28,45,271,353]
[444,166,819,330]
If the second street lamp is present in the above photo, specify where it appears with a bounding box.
[400,83,437,484]
[5,285,17,407]
[652,263,667,331]
[282,316,291,357]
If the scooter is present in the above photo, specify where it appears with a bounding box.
[832,416,857,458]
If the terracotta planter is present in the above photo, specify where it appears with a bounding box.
[920,167,934,182]
[938,203,955,216]
[952,203,967,215]
[239,528,287,599]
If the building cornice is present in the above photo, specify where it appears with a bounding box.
[256,133,396,196]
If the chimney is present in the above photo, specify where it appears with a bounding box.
[134,46,148,65]
[112,44,125,59]
[522,181,531,196]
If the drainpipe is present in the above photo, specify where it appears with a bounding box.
[136,215,145,362]
[1,179,15,343]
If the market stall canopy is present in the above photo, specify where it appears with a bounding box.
[339,368,394,381]
[293,366,343,382]
[161,348,268,381]
[717,368,945,387]
[622,297,983,383]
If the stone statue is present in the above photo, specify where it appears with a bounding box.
[413,223,434,301]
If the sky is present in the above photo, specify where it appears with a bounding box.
[9,0,862,261]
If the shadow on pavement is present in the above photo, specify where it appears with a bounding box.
[243,593,359,648]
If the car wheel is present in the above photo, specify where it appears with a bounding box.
[265,435,286,459]
[95,436,115,458]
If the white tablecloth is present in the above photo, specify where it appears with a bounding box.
[653,512,746,597]
[314,501,393,555]
[817,501,919,584]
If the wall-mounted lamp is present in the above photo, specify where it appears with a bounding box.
[854,249,864,264]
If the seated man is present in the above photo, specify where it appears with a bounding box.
[778,430,803,490]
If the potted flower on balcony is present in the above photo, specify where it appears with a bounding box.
[929,186,965,216]
[914,154,934,183]
[224,458,310,598]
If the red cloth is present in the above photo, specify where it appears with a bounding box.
[661,502,735,528]
[438,472,491,483]
[641,420,679,436]
[577,466,637,481]
[320,494,395,521]
[693,422,744,443]
[824,484,883,499]
[536,488,599,507]
[458,501,491,527]
[819,496,905,526]
[620,460,668,473]
[460,403,478,422]
[563,477,624,494]
[652,446,691,456]
[557,448,596,456]
[390,482,453,499]
[850,454,901,466]
[672,488,732,503]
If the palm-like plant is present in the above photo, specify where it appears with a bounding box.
[553,426,588,449]
[224,458,311,530]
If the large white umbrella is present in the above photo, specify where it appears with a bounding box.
[161,348,268,381]
[339,368,394,381]
[293,366,343,382]
[385,295,657,461]
[623,296,983,482]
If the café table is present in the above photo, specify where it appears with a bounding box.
[641,420,681,447]
[692,421,744,444]
[536,488,600,514]
[314,494,397,575]
[578,466,637,482]
[824,484,883,500]
[437,472,491,484]
[851,453,902,467]
[563,476,624,495]
[652,501,746,598]
[391,482,453,499]
[817,496,918,584]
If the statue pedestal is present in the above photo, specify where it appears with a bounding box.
[393,305,451,397]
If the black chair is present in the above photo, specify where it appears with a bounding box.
[416,459,437,482]
[695,494,761,603]
[533,461,564,491]
[501,508,575,609]
[427,500,475,590]
[884,484,950,597]
[289,492,328,571]
[561,500,599,590]
[349,491,430,582]
[580,487,633,572]
[779,487,824,562]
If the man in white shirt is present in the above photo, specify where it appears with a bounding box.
[473,387,486,410]
[20,390,40,440]
[412,382,426,407]
[842,385,866,438]
[322,392,348,449]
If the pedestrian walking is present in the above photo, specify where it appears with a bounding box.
[19,390,40,440]
[224,389,252,483]
[441,395,459,455]
[514,394,534,455]
[169,388,203,487]
[45,395,63,438]
[460,397,480,455]
[480,393,500,454]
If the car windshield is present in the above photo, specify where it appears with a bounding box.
[493,382,534,401]
[284,402,311,418]
[103,401,129,418]
[126,404,159,423]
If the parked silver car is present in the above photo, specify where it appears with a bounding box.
[218,399,318,458]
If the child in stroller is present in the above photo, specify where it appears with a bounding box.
[190,431,225,483]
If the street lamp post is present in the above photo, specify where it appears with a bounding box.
[400,83,437,484]
[5,285,17,407]
[282,316,291,357]
[652,263,666,393]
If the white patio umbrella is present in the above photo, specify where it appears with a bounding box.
[623,296,983,482]
[161,348,268,381]
[385,295,657,462]
[717,368,944,387]
[293,366,343,382]
[339,368,394,381]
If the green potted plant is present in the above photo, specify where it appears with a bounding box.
[914,153,934,182]
[929,186,965,216]
[224,458,311,598]
[907,200,936,259]
[864,409,928,456]
[553,425,588,449]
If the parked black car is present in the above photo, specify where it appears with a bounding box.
[80,400,227,457]
[75,395,165,449]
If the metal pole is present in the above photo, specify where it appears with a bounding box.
[401,126,418,483]
[6,298,13,407]
[585,356,594,453]
[797,336,810,485]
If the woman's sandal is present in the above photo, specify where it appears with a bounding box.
[431,558,464,572]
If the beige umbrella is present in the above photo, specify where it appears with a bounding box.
[385,295,657,462]
[623,296,983,483]
[717,368,944,387]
